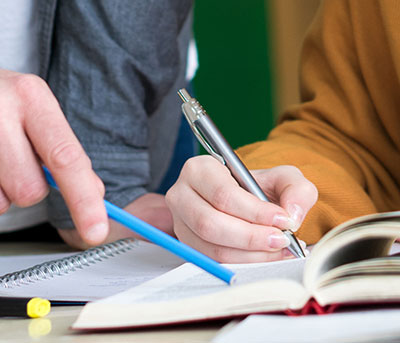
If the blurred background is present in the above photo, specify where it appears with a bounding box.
[193,0,320,149]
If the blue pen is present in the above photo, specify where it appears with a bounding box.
[42,166,236,285]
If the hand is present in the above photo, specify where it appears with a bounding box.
[58,193,173,249]
[0,70,108,245]
[165,156,318,263]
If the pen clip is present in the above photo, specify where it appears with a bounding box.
[178,89,225,165]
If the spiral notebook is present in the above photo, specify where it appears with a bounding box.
[0,239,183,303]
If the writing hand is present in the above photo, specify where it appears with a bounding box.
[165,156,317,263]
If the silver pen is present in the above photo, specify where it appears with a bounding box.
[178,88,305,259]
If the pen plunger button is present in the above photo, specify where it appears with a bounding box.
[178,88,191,102]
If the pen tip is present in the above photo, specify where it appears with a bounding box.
[284,230,307,259]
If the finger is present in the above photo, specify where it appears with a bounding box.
[173,215,288,263]
[94,174,106,197]
[56,228,91,250]
[168,183,290,251]
[17,75,108,245]
[0,102,48,207]
[181,156,291,227]
[0,187,10,214]
[253,166,318,231]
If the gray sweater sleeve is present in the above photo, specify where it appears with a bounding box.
[46,0,193,229]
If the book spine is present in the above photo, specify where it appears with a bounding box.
[284,299,339,316]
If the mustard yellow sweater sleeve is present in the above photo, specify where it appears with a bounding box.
[237,0,400,244]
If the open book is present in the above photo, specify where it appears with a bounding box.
[72,211,400,330]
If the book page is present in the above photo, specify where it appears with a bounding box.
[212,310,400,343]
[315,256,400,289]
[304,216,400,292]
[75,278,307,329]
[97,257,306,304]
[73,258,308,329]
[0,240,183,301]
[313,211,400,245]
[314,274,400,306]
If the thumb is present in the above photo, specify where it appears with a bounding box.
[254,165,318,231]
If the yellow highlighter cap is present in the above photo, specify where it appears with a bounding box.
[26,298,51,318]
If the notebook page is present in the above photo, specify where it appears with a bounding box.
[97,257,306,304]
[0,240,183,301]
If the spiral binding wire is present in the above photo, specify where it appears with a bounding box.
[0,238,138,289]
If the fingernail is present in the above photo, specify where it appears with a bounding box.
[286,204,304,232]
[267,232,290,249]
[272,214,299,232]
[85,222,108,243]
[272,214,293,230]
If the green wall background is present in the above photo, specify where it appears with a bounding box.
[193,0,275,150]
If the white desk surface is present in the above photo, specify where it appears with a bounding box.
[0,242,222,343]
